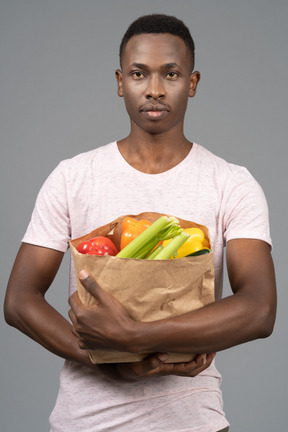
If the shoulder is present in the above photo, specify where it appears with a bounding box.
[59,141,116,170]
[194,143,261,194]
[35,142,117,198]
[194,143,248,177]
[48,142,117,182]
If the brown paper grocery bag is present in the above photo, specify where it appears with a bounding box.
[70,212,215,364]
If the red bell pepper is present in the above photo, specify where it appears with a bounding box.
[76,236,118,256]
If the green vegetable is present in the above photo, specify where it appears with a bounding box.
[148,231,190,260]
[187,248,211,257]
[116,216,183,259]
[146,244,164,260]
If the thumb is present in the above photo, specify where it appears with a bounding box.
[145,352,169,370]
[78,269,104,300]
[157,353,169,363]
[130,353,168,377]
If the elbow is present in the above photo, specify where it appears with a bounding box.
[260,317,276,339]
[4,294,23,329]
[4,300,16,327]
[255,302,277,339]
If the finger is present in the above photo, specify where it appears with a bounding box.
[144,353,211,377]
[194,354,206,366]
[129,353,169,377]
[68,291,82,312]
[78,270,104,302]
[188,353,215,370]
[68,307,76,324]
[68,307,80,335]
[158,353,215,377]
[71,325,80,339]
[194,352,216,367]
[145,353,169,371]
[206,352,216,363]
[182,353,216,376]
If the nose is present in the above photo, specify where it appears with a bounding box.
[145,74,165,99]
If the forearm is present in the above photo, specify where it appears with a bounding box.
[130,291,275,355]
[5,292,90,366]
[69,241,276,356]
[128,241,277,355]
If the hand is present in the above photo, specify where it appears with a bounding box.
[97,352,216,382]
[68,270,135,352]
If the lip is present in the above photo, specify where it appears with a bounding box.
[140,103,170,120]
[140,103,169,112]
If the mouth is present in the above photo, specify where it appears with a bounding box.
[140,104,169,120]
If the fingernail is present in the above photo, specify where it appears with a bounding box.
[79,269,89,280]
[158,353,168,362]
[201,355,207,365]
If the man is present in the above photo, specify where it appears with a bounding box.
[4,14,276,432]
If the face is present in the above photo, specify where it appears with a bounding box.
[116,33,200,135]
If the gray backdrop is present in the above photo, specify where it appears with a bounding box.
[1,1,287,431]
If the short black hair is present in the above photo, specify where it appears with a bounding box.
[119,14,195,69]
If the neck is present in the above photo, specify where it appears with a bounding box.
[117,125,192,174]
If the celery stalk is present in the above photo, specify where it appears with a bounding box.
[151,232,190,260]
[132,241,160,259]
[116,216,182,259]
[146,244,164,260]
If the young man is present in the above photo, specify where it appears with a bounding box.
[4,14,276,432]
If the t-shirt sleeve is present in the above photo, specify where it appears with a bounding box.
[22,161,71,252]
[222,167,272,247]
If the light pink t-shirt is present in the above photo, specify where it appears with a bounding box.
[23,142,271,432]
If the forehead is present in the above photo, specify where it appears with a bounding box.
[121,33,190,68]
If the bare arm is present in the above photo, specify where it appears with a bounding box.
[4,243,214,381]
[4,243,91,366]
[134,238,277,353]
[69,239,277,354]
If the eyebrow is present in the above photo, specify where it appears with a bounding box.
[130,62,182,70]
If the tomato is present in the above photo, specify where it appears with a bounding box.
[76,237,118,256]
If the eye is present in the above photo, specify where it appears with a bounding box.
[165,71,179,80]
[131,71,145,79]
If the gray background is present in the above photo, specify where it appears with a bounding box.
[1,0,287,431]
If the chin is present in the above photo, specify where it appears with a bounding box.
[138,121,173,135]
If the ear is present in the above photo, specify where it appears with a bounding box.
[189,71,200,98]
[115,69,123,97]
